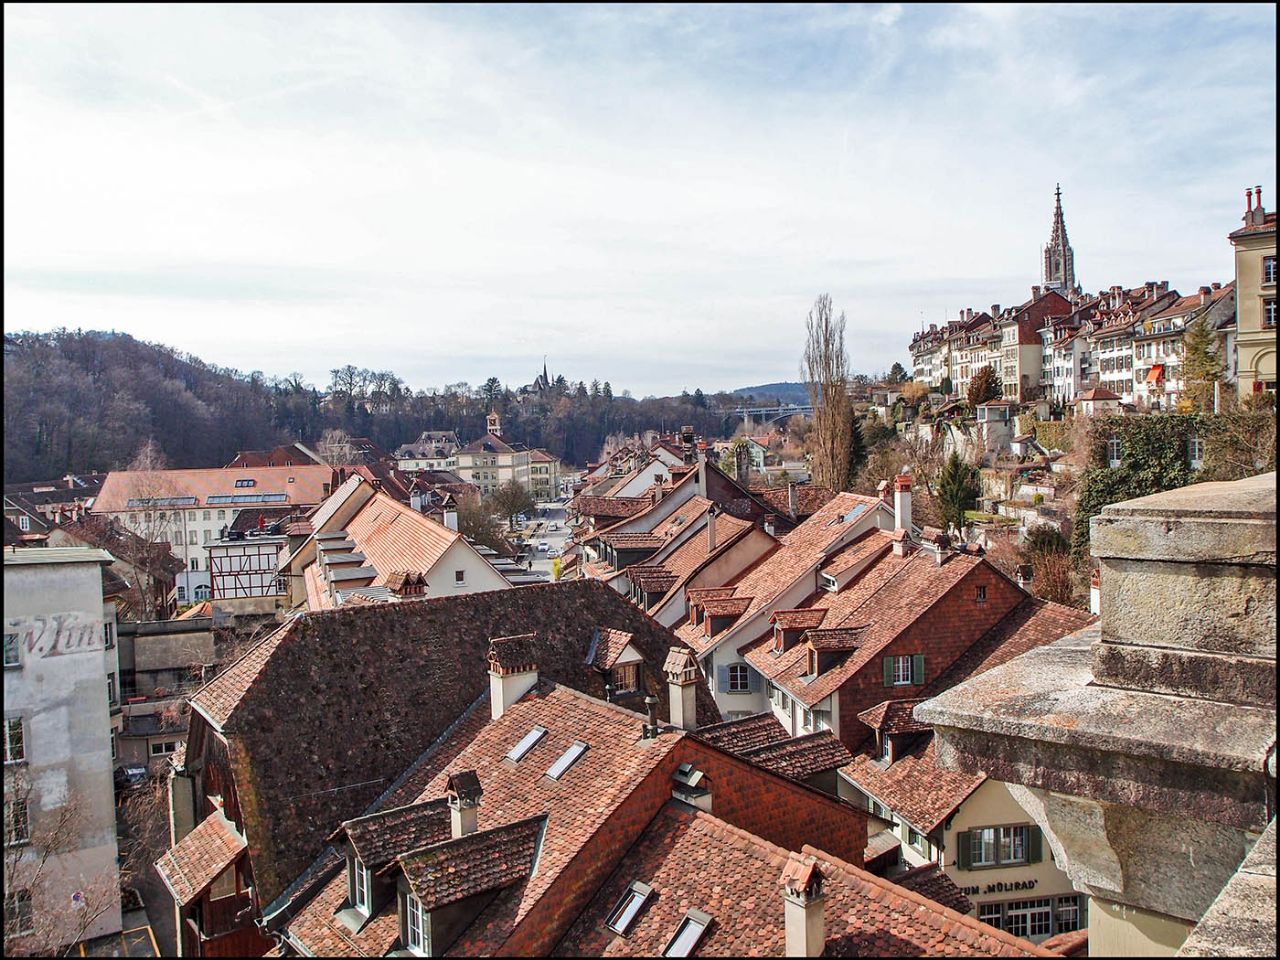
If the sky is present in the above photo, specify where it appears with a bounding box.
[4,4,1276,397]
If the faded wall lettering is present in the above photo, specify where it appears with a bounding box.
[6,613,102,659]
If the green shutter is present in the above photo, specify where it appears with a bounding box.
[912,654,926,685]
[883,656,894,686]
[956,831,971,870]
[1028,825,1043,864]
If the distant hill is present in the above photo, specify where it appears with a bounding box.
[728,382,811,405]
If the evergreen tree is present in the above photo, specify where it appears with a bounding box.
[967,365,1002,407]
[692,388,706,408]
[937,452,980,535]
[602,381,613,401]
[886,362,909,384]
[846,414,867,488]
[590,379,601,398]
[1181,316,1225,413]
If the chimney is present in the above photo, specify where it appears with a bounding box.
[876,479,892,509]
[1211,282,1222,291]
[410,491,423,513]
[734,443,751,486]
[1031,285,1041,299]
[1089,566,1101,616]
[780,855,826,958]
[663,646,701,732]
[652,480,664,506]
[641,695,661,739]
[706,505,718,552]
[893,472,912,534]
[787,482,799,518]
[763,514,777,538]
[1200,285,1213,306]
[1016,563,1034,591]
[446,771,482,838]
[487,636,539,720]
[672,762,712,811]
[1246,186,1254,212]
[443,507,459,532]
[1256,185,1263,214]
[990,304,1001,318]
[927,531,952,567]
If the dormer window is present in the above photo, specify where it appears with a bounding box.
[878,735,891,762]
[352,859,371,915]
[404,891,429,956]
[773,625,784,654]
[807,648,818,678]
[820,573,838,593]
[235,478,256,488]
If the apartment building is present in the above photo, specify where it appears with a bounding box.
[1229,186,1277,396]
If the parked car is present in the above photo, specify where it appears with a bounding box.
[547,547,562,559]
[114,765,148,796]
[517,514,528,524]
[538,540,549,552]
[549,522,559,531]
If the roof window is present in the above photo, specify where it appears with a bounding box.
[820,573,838,593]
[546,740,589,780]
[506,726,548,763]
[605,881,653,935]
[235,478,256,488]
[662,909,712,957]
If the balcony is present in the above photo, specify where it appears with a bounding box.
[199,891,254,940]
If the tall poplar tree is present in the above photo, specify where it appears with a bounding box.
[803,294,853,491]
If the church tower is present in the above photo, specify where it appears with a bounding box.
[486,411,502,437]
[1041,184,1079,296]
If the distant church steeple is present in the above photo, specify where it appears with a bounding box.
[1041,184,1079,296]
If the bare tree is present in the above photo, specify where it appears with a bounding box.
[803,295,853,491]
[124,440,183,618]
[317,428,353,467]
[4,771,122,956]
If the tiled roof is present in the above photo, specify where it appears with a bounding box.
[686,586,737,604]
[94,465,334,513]
[770,608,828,631]
[154,810,246,907]
[333,800,451,872]
[1039,929,1089,956]
[228,506,304,533]
[458,433,518,455]
[599,531,665,549]
[591,628,635,670]
[554,804,1050,957]
[701,596,753,618]
[187,580,719,907]
[925,598,1094,696]
[750,483,840,520]
[857,699,931,735]
[176,600,213,621]
[342,490,463,591]
[396,815,545,911]
[693,713,791,753]
[840,736,984,835]
[1075,387,1120,401]
[895,862,974,915]
[54,515,185,577]
[735,731,853,781]
[805,627,866,651]
[572,496,652,520]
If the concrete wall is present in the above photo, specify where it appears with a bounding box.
[428,540,511,597]
[4,558,122,943]
[1089,898,1195,957]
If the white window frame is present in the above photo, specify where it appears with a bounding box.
[970,827,998,867]
[17,515,30,532]
[4,718,24,764]
[1107,437,1123,468]
[1005,898,1053,939]
[4,633,18,668]
[663,910,711,957]
[5,889,34,936]
[605,881,653,935]
[1056,895,1082,932]
[892,655,913,686]
[978,902,1003,929]
[353,860,371,914]
[405,892,429,955]
[1189,437,1205,470]
[727,664,750,693]
[150,740,178,757]
[6,797,31,846]
[999,825,1029,864]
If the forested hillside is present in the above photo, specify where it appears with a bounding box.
[3,330,743,482]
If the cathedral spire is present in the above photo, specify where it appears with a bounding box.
[1042,183,1078,295]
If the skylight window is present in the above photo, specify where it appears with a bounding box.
[605,881,653,935]
[662,910,712,957]
[506,726,548,763]
[546,740,589,780]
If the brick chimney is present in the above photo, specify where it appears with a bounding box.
[1199,285,1213,306]
[1031,285,1041,299]
[990,304,1001,318]
[487,635,539,720]
[663,647,701,732]
[706,505,718,553]
[893,473,912,534]
[780,855,826,957]
[876,479,891,509]
[446,770,482,838]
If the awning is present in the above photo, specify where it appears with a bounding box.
[1146,364,1164,383]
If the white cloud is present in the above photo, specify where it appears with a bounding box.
[3,3,1275,394]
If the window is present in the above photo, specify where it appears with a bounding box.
[1189,437,1205,470]
[203,510,211,521]
[546,741,589,780]
[1107,436,1123,468]
[4,633,18,667]
[177,586,187,602]
[772,625,784,654]
[505,726,548,763]
[999,825,1028,864]
[103,622,115,649]
[1056,895,1082,933]
[612,662,639,694]
[217,510,226,520]
[605,881,653,935]
[1005,899,1053,939]
[878,735,890,761]
[189,557,200,571]
[727,664,751,693]
[663,910,712,957]
[908,827,925,851]
[802,707,813,730]
[235,478,256,488]
[353,860,371,914]
[405,892,428,955]
[187,511,196,521]
[6,797,30,846]
[5,889,33,936]
[975,585,987,604]
[1264,299,1276,328]
[978,903,1003,930]
[455,570,466,586]
[1264,255,1276,285]
[970,828,998,867]
[189,531,198,545]
[150,741,178,756]
[4,718,24,763]
[892,655,913,686]
[194,585,211,601]
[820,573,838,593]
[111,733,117,761]
[17,515,30,532]
[203,529,212,543]
[107,674,117,706]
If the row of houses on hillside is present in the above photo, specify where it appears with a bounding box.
[910,186,1275,406]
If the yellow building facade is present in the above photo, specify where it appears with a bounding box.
[1229,187,1276,396]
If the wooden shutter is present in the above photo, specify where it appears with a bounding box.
[746,668,761,693]
[956,832,971,870]
[882,656,894,686]
[1028,825,1043,864]
[912,655,926,685]
[716,665,729,693]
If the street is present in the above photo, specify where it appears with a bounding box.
[511,499,572,579]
